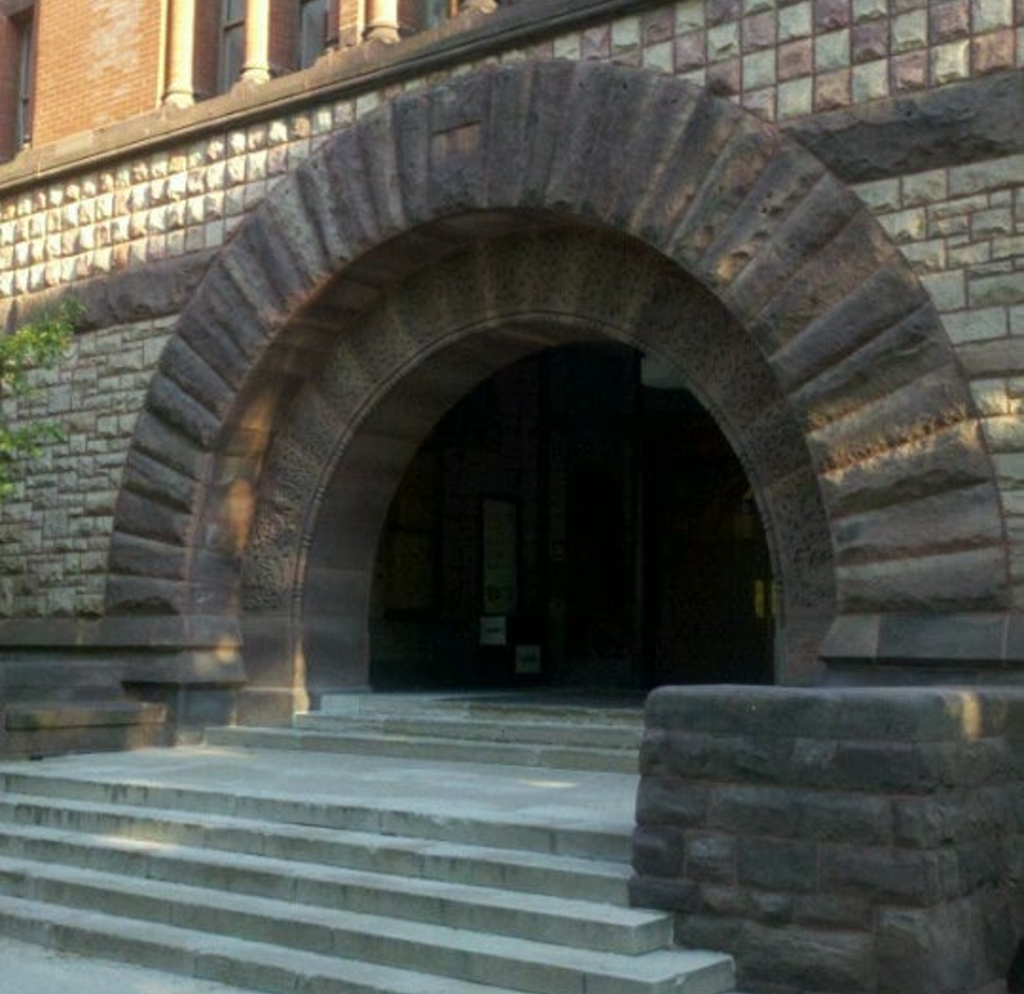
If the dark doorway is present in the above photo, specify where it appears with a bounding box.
[369,344,774,691]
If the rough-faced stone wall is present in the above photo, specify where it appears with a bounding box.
[632,686,1024,994]
[0,317,172,619]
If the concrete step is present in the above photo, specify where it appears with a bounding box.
[0,820,670,953]
[0,895,547,994]
[295,712,643,749]
[0,857,734,994]
[207,724,639,772]
[0,792,630,902]
[0,767,630,861]
[212,692,645,772]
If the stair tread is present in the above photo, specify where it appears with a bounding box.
[0,855,732,984]
[0,894,561,994]
[213,725,637,755]
[295,713,642,743]
[0,763,630,827]
[207,727,640,775]
[286,725,637,750]
[0,819,664,931]
[0,789,629,880]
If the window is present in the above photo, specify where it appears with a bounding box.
[13,6,33,148]
[420,0,450,31]
[297,0,327,69]
[218,0,245,93]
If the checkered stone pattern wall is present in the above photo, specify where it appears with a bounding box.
[546,0,1022,121]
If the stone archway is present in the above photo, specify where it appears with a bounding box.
[106,59,1008,722]
[240,229,825,715]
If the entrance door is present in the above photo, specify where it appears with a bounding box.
[641,387,774,686]
[369,344,774,690]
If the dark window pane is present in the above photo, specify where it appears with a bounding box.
[219,22,244,92]
[15,12,33,147]
[298,0,327,68]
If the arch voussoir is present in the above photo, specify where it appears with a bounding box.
[156,336,237,427]
[792,304,949,428]
[260,174,339,296]
[318,126,397,266]
[721,171,864,323]
[571,69,678,227]
[769,265,932,396]
[146,371,223,449]
[354,101,416,240]
[695,142,828,291]
[666,122,785,268]
[540,62,640,217]
[753,211,902,355]
[632,91,742,248]
[173,309,253,394]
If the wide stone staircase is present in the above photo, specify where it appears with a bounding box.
[0,693,743,994]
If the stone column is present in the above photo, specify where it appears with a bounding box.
[163,0,196,106]
[363,0,399,43]
[241,0,271,82]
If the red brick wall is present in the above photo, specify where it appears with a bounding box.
[32,0,163,145]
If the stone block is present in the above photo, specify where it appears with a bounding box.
[897,790,1015,843]
[709,784,802,837]
[839,548,1007,618]
[831,483,1004,568]
[712,919,877,994]
[876,610,1009,667]
[644,685,1014,743]
[737,837,818,893]
[835,737,1012,792]
[685,833,736,883]
[820,844,959,905]
[876,899,1005,994]
[112,488,192,546]
[793,790,893,845]
[772,261,931,397]
[627,875,700,912]
[633,825,687,877]
[793,893,875,930]
[820,421,995,520]
[642,728,796,784]
[104,575,190,616]
[635,775,711,827]
[107,533,188,581]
